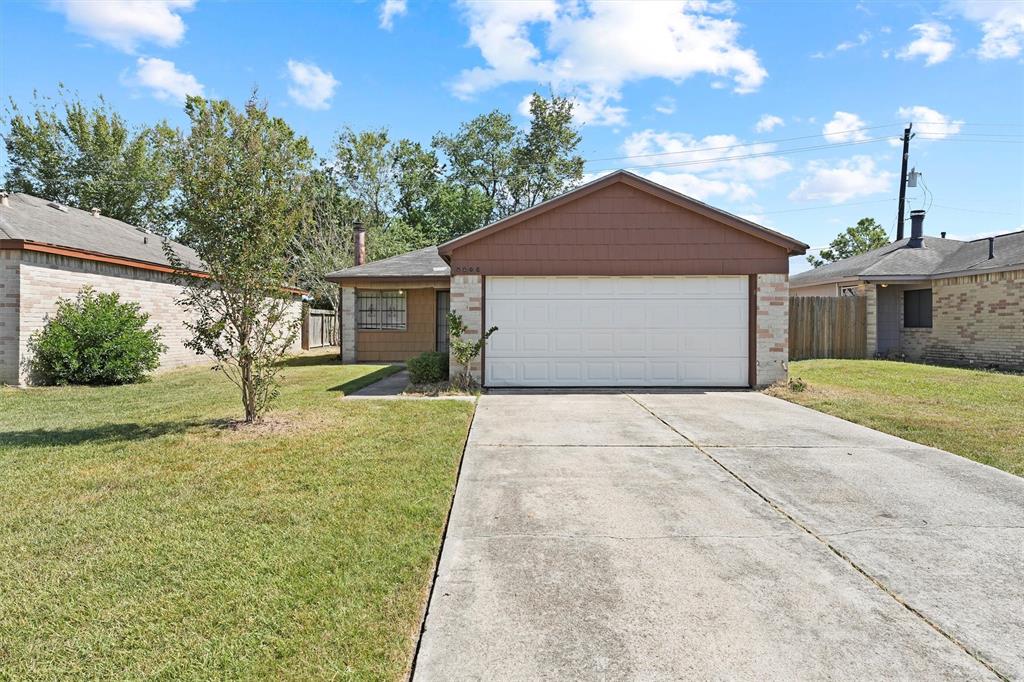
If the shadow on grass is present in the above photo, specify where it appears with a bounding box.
[328,365,404,395]
[0,419,209,449]
[279,352,344,368]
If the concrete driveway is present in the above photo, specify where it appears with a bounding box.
[413,391,1024,681]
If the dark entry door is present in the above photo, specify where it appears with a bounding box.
[435,290,450,353]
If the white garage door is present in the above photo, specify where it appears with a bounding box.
[485,276,749,387]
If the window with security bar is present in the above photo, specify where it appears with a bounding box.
[356,290,407,330]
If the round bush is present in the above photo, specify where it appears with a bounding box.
[407,351,449,384]
[28,287,167,385]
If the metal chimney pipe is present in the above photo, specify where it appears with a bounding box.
[908,210,925,248]
[353,222,366,266]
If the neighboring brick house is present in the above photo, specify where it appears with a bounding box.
[791,210,1024,370]
[0,192,303,385]
[326,170,808,388]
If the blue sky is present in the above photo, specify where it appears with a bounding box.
[1,0,1022,272]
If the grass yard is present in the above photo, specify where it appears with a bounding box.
[0,352,475,680]
[770,359,1023,477]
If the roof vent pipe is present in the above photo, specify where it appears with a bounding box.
[353,221,366,266]
[0,192,9,208]
[988,237,995,260]
[908,210,925,248]
[90,207,101,217]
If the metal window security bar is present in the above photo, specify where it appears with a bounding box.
[357,291,407,330]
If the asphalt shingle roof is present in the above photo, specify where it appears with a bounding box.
[325,245,450,280]
[0,193,202,270]
[791,231,1024,287]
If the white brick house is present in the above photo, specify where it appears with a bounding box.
[0,193,302,385]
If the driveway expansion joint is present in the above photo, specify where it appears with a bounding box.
[624,393,1011,682]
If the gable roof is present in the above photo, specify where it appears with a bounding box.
[0,193,202,271]
[791,230,1024,287]
[437,170,809,257]
[324,245,449,281]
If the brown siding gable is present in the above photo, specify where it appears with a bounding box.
[437,170,808,258]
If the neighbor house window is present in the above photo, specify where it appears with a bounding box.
[357,290,407,330]
[839,284,860,296]
[903,288,932,328]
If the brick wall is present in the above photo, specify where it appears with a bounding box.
[755,273,789,386]
[449,274,483,382]
[340,286,357,363]
[924,270,1023,370]
[0,251,20,384]
[8,251,302,385]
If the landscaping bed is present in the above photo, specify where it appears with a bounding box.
[0,351,474,679]
[769,359,1023,477]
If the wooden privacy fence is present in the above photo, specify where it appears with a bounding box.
[789,296,866,360]
[302,308,338,349]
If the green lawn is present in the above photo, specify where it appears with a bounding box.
[0,352,475,680]
[770,360,1023,477]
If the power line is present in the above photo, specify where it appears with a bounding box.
[757,197,896,215]
[583,123,901,163]
[594,137,892,173]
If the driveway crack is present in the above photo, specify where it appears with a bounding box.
[624,392,1009,682]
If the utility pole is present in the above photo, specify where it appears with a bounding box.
[896,123,913,241]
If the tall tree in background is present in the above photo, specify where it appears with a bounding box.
[807,217,889,267]
[170,94,313,423]
[433,92,584,222]
[2,87,177,233]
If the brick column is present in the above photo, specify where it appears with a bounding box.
[450,274,483,383]
[340,285,357,363]
[864,283,877,359]
[755,273,789,387]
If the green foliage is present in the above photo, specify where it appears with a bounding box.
[433,92,584,222]
[27,286,165,385]
[407,351,449,384]
[808,217,889,268]
[3,86,177,234]
[447,311,497,388]
[170,92,313,422]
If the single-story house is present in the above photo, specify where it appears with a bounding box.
[0,192,303,385]
[791,210,1023,370]
[326,170,808,388]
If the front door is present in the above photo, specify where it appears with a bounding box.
[435,290,450,354]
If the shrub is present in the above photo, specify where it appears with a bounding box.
[447,312,497,389]
[28,287,166,385]
[408,351,449,384]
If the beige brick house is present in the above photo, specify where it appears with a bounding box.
[791,210,1023,370]
[327,171,807,388]
[0,192,302,385]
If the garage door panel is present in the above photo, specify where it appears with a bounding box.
[485,276,748,387]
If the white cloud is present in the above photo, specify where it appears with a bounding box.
[379,0,407,30]
[53,0,195,53]
[822,111,869,142]
[897,22,955,65]
[517,88,627,126]
[836,31,871,51]
[452,0,766,126]
[621,129,792,202]
[949,0,1024,60]
[125,57,203,102]
[654,97,676,115]
[286,60,339,110]
[891,105,963,145]
[789,155,894,203]
[754,114,784,133]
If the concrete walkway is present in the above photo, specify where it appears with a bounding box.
[345,369,410,398]
[414,391,1024,680]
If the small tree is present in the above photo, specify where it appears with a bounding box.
[28,286,165,385]
[808,217,889,267]
[447,311,497,389]
[170,93,313,423]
